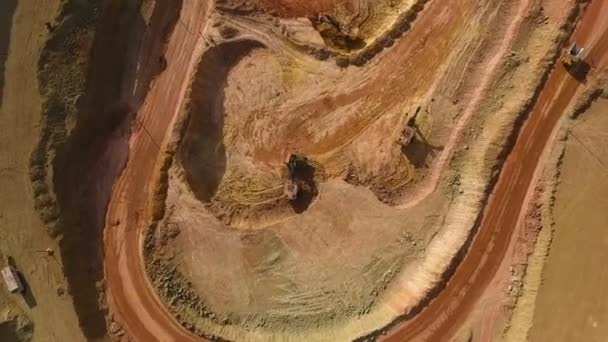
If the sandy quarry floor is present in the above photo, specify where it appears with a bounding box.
[3,0,608,341]
[138,0,573,340]
[385,0,608,340]
[0,0,87,341]
[528,98,608,342]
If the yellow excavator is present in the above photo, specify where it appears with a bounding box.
[562,43,585,68]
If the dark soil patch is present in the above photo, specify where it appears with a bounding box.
[0,0,17,107]
[179,40,264,202]
[32,0,182,338]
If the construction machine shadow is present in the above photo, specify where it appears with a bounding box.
[566,60,591,83]
[562,43,590,83]
[398,114,444,168]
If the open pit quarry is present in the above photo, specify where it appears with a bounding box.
[1,0,608,341]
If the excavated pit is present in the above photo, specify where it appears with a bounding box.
[176,17,454,228]
[21,0,578,340]
[140,0,546,340]
[0,0,591,340]
[180,40,265,203]
[31,0,183,338]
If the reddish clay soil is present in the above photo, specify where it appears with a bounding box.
[222,0,396,18]
[100,0,608,341]
[382,1,608,340]
[252,0,344,17]
[103,0,209,340]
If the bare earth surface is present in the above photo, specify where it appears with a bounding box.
[529,99,608,342]
[3,0,608,341]
[383,0,608,340]
[106,0,540,339]
[105,0,589,340]
[0,0,87,341]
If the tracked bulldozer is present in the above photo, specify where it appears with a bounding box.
[283,154,307,200]
[283,154,317,203]
[397,111,419,147]
[397,125,416,147]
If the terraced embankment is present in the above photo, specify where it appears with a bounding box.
[383,1,608,340]
[100,0,563,340]
[22,0,604,341]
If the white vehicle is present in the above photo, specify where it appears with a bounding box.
[2,266,24,293]
[562,43,585,68]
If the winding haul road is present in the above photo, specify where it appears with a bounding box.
[384,1,608,340]
[104,1,208,340]
[103,0,608,341]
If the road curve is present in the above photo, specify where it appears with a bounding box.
[103,0,208,340]
[382,1,608,340]
[101,0,494,340]
[102,0,608,341]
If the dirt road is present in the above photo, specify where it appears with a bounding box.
[0,0,90,340]
[102,0,608,341]
[382,1,608,340]
[103,0,208,340]
[102,0,495,340]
